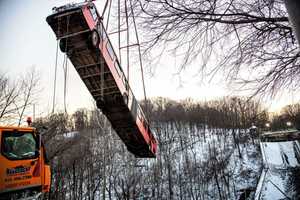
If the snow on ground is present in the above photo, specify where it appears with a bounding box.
[255,168,300,200]
[255,140,300,200]
[261,141,300,168]
[161,125,263,200]
[227,143,262,199]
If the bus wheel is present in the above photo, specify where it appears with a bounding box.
[59,38,67,52]
[90,30,100,48]
[123,93,128,105]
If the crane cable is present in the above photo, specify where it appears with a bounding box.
[129,0,147,104]
[124,0,130,85]
[63,54,68,114]
[118,0,121,65]
[63,16,70,114]
[101,0,110,18]
[105,0,113,31]
[52,16,69,114]
[127,0,149,121]
[114,0,149,119]
[52,40,59,114]
[52,16,62,114]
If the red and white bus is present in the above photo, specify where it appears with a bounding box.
[46,2,157,157]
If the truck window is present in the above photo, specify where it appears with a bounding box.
[2,131,38,160]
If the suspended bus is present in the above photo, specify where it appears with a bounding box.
[46,2,157,157]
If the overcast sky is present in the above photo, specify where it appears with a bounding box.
[0,0,298,119]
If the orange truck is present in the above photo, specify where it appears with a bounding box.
[0,126,51,199]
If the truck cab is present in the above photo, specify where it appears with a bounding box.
[0,126,51,199]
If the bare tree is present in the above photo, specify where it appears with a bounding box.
[0,73,19,122]
[133,0,298,96]
[281,103,300,129]
[15,68,40,125]
[0,68,40,124]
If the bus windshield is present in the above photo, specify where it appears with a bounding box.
[2,131,38,160]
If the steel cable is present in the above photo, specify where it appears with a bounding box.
[52,40,59,113]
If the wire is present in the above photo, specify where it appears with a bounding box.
[105,0,113,31]
[125,0,130,85]
[62,16,70,114]
[128,0,149,120]
[129,0,147,103]
[101,0,109,18]
[104,0,150,121]
[118,0,122,65]
[52,40,59,114]
[63,55,68,114]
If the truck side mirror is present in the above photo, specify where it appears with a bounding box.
[35,150,40,157]
[36,132,41,150]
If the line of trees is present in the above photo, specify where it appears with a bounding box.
[269,103,300,131]
[142,97,268,129]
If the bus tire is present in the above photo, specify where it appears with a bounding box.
[90,30,100,48]
[59,38,67,52]
[123,93,128,105]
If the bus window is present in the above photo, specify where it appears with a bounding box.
[102,26,107,41]
[97,24,103,44]
[106,42,115,60]
[89,6,98,21]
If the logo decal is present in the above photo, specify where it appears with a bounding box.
[6,165,31,176]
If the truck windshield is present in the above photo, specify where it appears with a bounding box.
[2,131,38,160]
